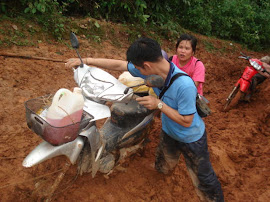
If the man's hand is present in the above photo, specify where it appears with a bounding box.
[137,95,194,127]
[136,96,160,110]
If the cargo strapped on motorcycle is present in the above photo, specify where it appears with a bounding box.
[158,73,211,118]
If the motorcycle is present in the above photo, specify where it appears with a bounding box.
[22,32,164,185]
[224,52,270,111]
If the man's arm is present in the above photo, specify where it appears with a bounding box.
[159,100,194,127]
[136,96,193,127]
[65,57,128,71]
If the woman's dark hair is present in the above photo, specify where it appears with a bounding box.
[126,37,162,67]
[175,34,197,54]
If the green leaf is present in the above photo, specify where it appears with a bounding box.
[24,7,30,13]
[94,21,100,28]
[32,8,36,14]
[37,4,42,11]
[41,5,46,13]
[143,15,150,19]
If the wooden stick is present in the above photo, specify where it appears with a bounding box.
[0,52,66,63]
[45,162,71,202]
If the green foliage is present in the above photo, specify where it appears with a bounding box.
[1,0,76,40]
[20,0,75,40]
[94,0,149,24]
[1,0,269,51]
[0,2,7,14]
[178,0,270,50]
[21,0,76,14]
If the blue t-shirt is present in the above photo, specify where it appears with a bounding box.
[127,61,205,143]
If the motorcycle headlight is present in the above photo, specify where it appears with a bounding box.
[250,60,262,71]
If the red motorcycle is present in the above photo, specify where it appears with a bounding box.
[224,53,269,111]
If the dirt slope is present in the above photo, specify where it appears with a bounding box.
[0,28,269,202]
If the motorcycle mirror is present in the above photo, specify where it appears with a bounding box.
[123,75,164,94]
[70,32,79,49]
[70,32,84,67]
[144,75,164,88]
[239,52,251,60]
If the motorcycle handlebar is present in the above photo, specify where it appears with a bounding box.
[262,69,270,75]
[239,55,267,73]
[131,94,140,100]
[238,55,251,60]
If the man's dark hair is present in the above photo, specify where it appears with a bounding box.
[126,37,162,67]
[176,34,197,54]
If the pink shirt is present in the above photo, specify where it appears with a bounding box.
[172,55,205,95]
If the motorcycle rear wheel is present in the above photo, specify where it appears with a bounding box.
[224,86,243,111]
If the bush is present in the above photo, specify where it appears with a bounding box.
[178,0,270,50]
[1,0,269,50]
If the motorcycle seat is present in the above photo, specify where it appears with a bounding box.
[110,100,152,127]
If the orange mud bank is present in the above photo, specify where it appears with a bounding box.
[0,37,269,201]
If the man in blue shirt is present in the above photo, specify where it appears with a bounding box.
[66,37,224,202]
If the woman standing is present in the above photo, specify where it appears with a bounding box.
[170,34,205,95]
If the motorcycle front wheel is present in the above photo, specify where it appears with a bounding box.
[224,86,243,111]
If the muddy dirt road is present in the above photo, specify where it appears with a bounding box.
[0,34,269,201]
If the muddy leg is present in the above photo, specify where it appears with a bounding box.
[155,130,181,174]
[180,131,224,202]
[248,73,267,101]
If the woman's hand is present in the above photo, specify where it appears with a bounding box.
[65,57,128,71]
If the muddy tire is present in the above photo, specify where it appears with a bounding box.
[224,86,243,111]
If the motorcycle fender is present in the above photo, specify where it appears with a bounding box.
[22,136,84,167]
[80,125,105,178]
[238,78,250,92]
[242,66,258,81]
